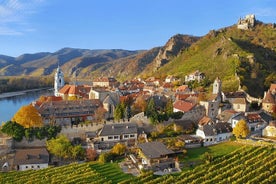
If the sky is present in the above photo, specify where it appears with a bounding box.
[0,0,276,57]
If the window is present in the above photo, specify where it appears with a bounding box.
[25,166,28,169]
[130,134,135,138]
[124,135,129,139]
[114,136,119,140]
[108,136,113,140]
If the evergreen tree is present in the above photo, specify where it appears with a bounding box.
[0,121,25,141]
[114,103,125,121]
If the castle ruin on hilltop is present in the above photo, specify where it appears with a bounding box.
[237,14,256,30]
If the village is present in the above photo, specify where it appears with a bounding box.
[1,65,276,176]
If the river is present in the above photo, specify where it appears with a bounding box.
[0,89,53,124]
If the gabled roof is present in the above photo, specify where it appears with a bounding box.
[99,123,137,136]
[173,100,195,112]
[217,110,239,122]
[259,111,273,123]
[14,148,49,165]
[199,116,213,126]
[199,123,232,136]
[263,90,275,104]
[138,142,174,159]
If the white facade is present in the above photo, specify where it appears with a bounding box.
[18,163,48,171]
[54,66,65,96]
[196,128,232,146]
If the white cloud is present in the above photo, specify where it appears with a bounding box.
[0,0,45,35]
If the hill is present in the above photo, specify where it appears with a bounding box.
[0,17,275,97]
[152,22,276,97]
[0,48,143,77]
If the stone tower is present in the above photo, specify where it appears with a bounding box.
[54,65,64,96]
[213,77,222,95]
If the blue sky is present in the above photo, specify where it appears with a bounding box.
[0,0,276,57]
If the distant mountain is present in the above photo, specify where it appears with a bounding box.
[0,16,275,97]
[0,48,143,77]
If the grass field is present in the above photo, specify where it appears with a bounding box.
[180,141,242,167]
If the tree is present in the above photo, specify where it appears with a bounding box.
[46,134,72,159]
[12,104,43,128]
[114,103,125,121]
[0,121,25,141]
[70,145,85,161]
[110,143,127,156]
[145,98,159,124]
[98,152,113,163]
[86,148,98,161]
[46,134,85,160]
[133,95,147,113]
[165,98,174,117]
[233,119,250,138]
[94,107,107,122]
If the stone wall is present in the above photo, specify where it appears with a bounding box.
[14,137,46,148]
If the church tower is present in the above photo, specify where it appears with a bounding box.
[54,65,64,96]
[213,77,222,94]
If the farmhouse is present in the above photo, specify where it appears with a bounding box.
[196,122,232,146]
[13,148,49,171]
[137,141,175,171]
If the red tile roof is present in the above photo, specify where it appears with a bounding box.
[173,100,195,112]
[176,85,189,92]
[270,84,276,91]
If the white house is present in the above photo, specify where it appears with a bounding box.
[98,123,138,142]
[263,121,276,137]
[185,70,205,83]
[13,148,49,171]
[196,122,232,146]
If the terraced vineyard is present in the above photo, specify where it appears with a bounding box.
[1,145,276,184]
[119,145,276,184]
[0,162,133,184]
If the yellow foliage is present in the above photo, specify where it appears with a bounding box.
[233,119,250,138]
[12,104,43,128]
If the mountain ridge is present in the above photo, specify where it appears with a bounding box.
[0,17,275,97]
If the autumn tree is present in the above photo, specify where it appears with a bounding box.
[133,95,147,113]
[94,107,107,122]
[110,143,127,156]
[46,134,72,159]
[70,145,85,161]
[12,104,43,128]
[86,148,98,161]
[46,134,85,160]
[233,119,250,138]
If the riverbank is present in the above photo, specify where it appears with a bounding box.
[0,88,53,99]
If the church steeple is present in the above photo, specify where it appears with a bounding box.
[213,77,222,94]
[54,65,64,96]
